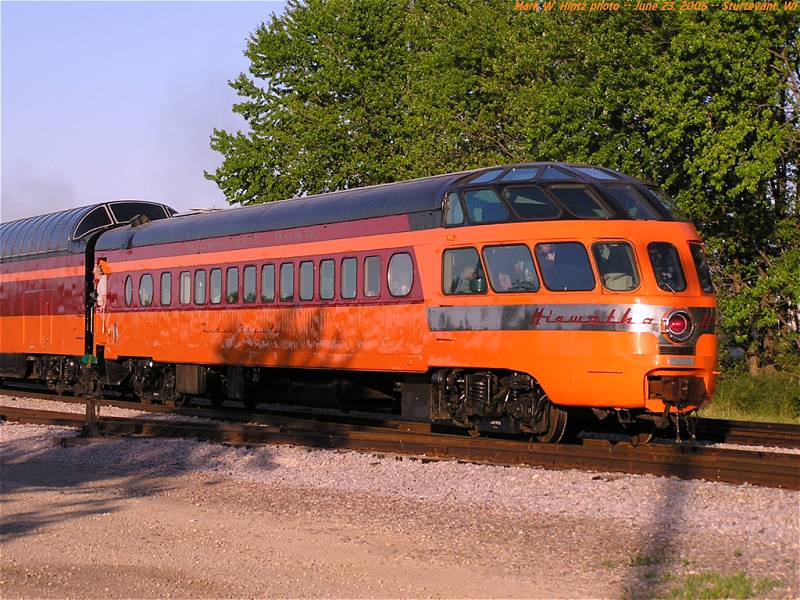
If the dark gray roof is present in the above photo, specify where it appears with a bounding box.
[92,162,651,252]
[1,201,175,261]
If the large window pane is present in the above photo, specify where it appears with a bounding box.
[643,187,689,221]
[261,264,275,302]
[209,268,222,304]
[341,257,357,299]
[443,248,487,295]
[464,189,509,223]
[243,266,256,303]
[536,242,595,291]
[139,274,154,306]
[160,272,171,306]
[483,245,539,293]
[504,187,560,220]
[364,256,380,297]
[444,192,464,225]
[226,267,239,303]
[549,185,611,219]
[300,261,314,300]
[320,259,335,300]
[689,243,714,293]
[280,263,294,301]
[592,242,640,291]
[648,242,687,292]
[124,276,133,306]
[604,186,660,220]
[180,271,191,304]
[194,270,206,304]
[388,253,414,297]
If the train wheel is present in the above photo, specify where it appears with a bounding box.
[535,403,568,444]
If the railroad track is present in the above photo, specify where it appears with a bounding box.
[1,398,798,490]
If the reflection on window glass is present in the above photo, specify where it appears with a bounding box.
[194,270,206,304]
[535,242,595,291]
[504,187,560,220]
[226,267,239,303]
[388,253,413,297]
[124,276,133,306]
[443,248,487,295]
[539,166,573,181]
[300,261,314,300]
[341,258,357,299]
[209,269,222,304]
[243,266,256,303]
[364,256,380,297]
[469,169,504,184]
[592,242,640,291]
[648,242,687,292]
[261,264,275,302]
[500,168,538,182]
[139,274,153,306]
[549,185,611,219]
[483,245,539,293]
[320,260,335,300]
[180,271,191,304]
[160,272,171,306]
[444,192,464,225]
[280,263,294,301]
[464,189,509,223]
[689,243,714,293]
[643,188,689,221]
[604,186,660,220]
[572,166,619,180]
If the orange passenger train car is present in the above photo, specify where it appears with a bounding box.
[1,163,718,442]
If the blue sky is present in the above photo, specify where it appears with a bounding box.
[1,1,286,221]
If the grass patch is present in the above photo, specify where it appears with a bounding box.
[700,368,800,424]
[630,553,662,567]
[664,571,782,600]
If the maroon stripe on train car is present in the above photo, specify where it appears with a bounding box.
[104,247,424,313]
[0,276,85,317]
[0,253,85,274]
[102,214,412,263]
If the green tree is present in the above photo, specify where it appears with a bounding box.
[208,1,799,369]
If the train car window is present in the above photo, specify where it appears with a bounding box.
[139,274,154,307]
[124,276,133,306]
[643,187,689,221]
[364,256,380,297]
[320,259,335,300]
[571,166,620,181]
[180,271,191,304]
[468,169,504,184]
[388,253,414,297]
[443,248,487,295]
[300,261,314,301]
[648,242,687,292]
[444,192,464,225]
[500,167,538,182]
[209,269,222,304]
[280,263,294,301]
[243,266,257,303]
[548,185,612,219]
[592,242,640,291]
[341,257,357,299]
[261,264,275,302]
[160,272,171,306]
[689,243,714,293]
[604,186,660,220]
[539,166,573,181]
[504,187,560,220]
[535,242,595,291]
[464,189,509,224]
[194,270,207,304]
[226,267,239,303]
[483,245,539,293]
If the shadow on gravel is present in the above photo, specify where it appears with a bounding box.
[0,425,277,543]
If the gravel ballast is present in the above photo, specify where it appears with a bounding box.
[1,396,798,598]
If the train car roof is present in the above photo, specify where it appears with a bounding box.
[0,201,176,261]
[95,162,647,251]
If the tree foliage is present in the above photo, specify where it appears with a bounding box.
[208,1,800,369]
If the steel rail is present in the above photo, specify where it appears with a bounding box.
[2,405,798,490]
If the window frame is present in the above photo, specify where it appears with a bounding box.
[534,241,597,292]
[226,266,240,304]
[138,274,154,307]
[481,244,540,294]
[299,260,314,301]
[341,257,357,300]
[689,242,714,294]
[209,268,223,305]
[387,252,414,297]
[194,269,207,305]
[364,255,381,298]
[319,259,335,300]
[179,271,191,305]
[647,241,688,293]
[590,240,642,293]
[124,275,133,306]
[443,192,465,227]
[462,188,511,225]
[279,262,295,302]
[442,246,488,296]
[160,272,172,306]
[502,185,562,221]
[547,184,613,220]
[243,265,257,304]
[261,264,275,303]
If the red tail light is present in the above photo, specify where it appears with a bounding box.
[662,309,693,343]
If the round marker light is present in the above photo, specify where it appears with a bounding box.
[663,310,693,343]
